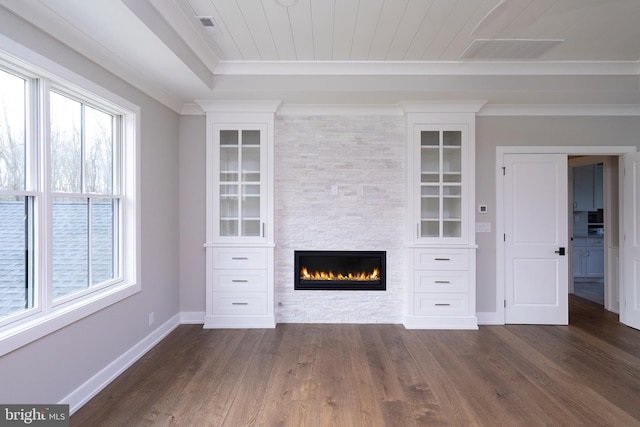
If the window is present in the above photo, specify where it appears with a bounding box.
[0,53,139,354]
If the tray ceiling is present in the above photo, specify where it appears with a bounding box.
[1,0,639,112]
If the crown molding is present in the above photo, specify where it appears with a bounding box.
[214,60,640,77]
[276,104,403,116]
[400,101,487,114]
[479,104,640,116]
[195,100,281,113]
[183,101,640,117]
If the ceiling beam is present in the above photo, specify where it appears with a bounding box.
[121,0,215,90]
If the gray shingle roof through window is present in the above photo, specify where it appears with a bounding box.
[1,201,114,317]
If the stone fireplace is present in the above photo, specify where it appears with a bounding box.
[274,114,405,323]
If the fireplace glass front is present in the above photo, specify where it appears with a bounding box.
[294,250,386,291]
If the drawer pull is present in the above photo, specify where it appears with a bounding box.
[231,257,249,260]
[434,280,451,284]
[434,258,450,261]
[232,279,249,283]
[232,302,249,306]
[435,303,451,306]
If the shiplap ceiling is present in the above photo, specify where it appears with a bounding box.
[1,0,640,113]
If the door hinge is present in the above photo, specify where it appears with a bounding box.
[502,166,506,176]
[504,234,506,242]
[504,300,507,308]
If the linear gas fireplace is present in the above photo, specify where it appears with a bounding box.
[294,250,386,291]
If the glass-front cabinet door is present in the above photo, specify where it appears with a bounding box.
[214,124,267,242]
[416,126,466,241]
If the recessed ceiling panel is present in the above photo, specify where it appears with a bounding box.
[459,39,564,60]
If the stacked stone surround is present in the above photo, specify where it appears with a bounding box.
[274,115,406,323]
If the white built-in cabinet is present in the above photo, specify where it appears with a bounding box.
[572,237,605,279]
[200,101,279,328]
[573,163,604,211]
[403,104,482,329]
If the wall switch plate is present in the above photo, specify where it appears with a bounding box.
[476,222,491,233]
[479,204,488,214]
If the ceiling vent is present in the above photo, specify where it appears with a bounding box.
[196,16,220,36]
[459,39,564,61]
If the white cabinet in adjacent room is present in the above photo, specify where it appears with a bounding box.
[200,101,279,329]
[403,104,483,329]
[573,163,604,211]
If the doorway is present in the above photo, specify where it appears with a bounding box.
[569,157,609,307]
[496,146,635,325]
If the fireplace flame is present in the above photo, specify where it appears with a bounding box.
[300,267,380,281]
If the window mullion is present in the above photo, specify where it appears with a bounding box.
[88,196,93,288]
[38,78,52,312]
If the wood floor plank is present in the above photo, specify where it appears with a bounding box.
[71,298,640,426]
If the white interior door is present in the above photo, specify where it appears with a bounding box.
[504,153,569,324]
[621,152,640,330]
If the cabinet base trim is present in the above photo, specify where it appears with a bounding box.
[203,315,276,329]
[403,315,478,330]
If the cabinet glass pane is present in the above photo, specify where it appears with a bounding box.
[443,173,461,183]
[443,131,461,146]
[443,198,461,220]
[242,130,260,146]
[242,220,261,236]
[421,186,439,197]
[443,221,461,238]
[421,146,439,174]
[242,185,261,218]
[217,128,263,238]
[220,220,238,236]
[443,147,461,173]
[421,221,439,237]
[220,183,239,238]
[220,146,238,181]
[415,127,465,241]
[421,131,439,146]
[443,185,461,197]
[242,146,260,175]
[421,197,439,218]
[220,130,238,146]
[421,173,439,183]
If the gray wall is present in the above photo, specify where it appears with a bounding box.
[179,115,206,314]
[0,8,180,403]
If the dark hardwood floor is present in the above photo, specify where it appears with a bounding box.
[71,296,640,426]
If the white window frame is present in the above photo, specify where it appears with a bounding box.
[0,35,140,357]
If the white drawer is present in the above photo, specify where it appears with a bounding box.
[414,293,470,316]
[212,248,267,269]
[414,249,469,270]
[212,292,267,315]
[415,271,469,293]
[212,270,267,292]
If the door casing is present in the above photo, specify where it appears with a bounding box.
[496,146,636,325]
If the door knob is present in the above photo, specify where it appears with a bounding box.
[555,247,566,256]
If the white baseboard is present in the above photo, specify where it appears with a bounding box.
[62,313,181,415]
[180,311,205,324]
[204,314,276,329]
[403,315,479,330]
